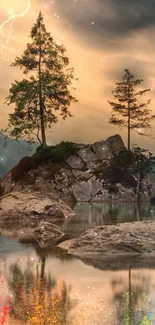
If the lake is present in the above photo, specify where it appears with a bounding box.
[0,202,155,324]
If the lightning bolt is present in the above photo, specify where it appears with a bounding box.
[0,0,31,59]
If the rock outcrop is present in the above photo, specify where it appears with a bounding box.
[0,191,75,228]
[1,134,155,202]
[68,221,155,259]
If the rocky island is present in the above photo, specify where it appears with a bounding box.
[0,134,155,203]
[0,134,155,268]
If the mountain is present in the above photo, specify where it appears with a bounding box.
[0,133,38,179]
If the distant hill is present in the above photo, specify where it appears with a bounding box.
[0,133,38,179]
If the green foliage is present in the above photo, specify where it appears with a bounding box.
[94,146,155,189]
[34,141,77,163]
[94,162,125,184]
[5,12,77,144]
[111,146,155,178]
[108,69,154,150]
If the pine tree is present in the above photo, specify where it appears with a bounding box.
[108,69,154,150]
[5,12,77,144]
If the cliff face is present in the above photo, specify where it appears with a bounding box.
[1,134,155,202]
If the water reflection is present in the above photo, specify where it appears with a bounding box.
[112,269,155,324]
[4,255,76,324]
[64,202,155,237]
[1,242,155,324]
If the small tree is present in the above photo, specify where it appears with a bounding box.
[108,69,154,150]
[5,12,77,144]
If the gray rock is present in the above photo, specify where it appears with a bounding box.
[72,169,83,178]
[92,140,112,160]
[92,134,125,160]
[33,221,65,248]
[54,169,73,190]
[67,155,84,169]
[0,191,75,228]
[69,221,155,258]
[72,177,102,201]
[77,147,98,163]
[92,189,111,201]
[106,134,126,155]
[58,239,76,250]
[139,174,155,200]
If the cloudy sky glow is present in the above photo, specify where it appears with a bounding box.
[1,0,155,151]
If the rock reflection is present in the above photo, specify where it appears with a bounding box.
[64,202,155,238]
[6,256,76,324]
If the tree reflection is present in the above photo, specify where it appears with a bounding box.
[7,255,76,325]
[111,269,150,325]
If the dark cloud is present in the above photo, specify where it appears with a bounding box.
[103,56,151,83]
[53,0,155,47]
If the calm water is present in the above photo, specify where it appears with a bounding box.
[0,202,155,324]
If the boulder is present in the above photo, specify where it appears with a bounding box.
[0,191,75,228]
[66,155,84,169]
[33,221,65,248]
[77,147,99,169]
[72,177,102,201]
[69,221,155,259]
[92,134,125,160]
[106,134,126,155]
[92,140,112,160]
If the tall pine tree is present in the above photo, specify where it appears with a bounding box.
[5,12,77,144]
[108,69,154,150]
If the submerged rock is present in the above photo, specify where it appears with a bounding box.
[0,191,75,228]
[33,221,65,248]
[69,221,155,258]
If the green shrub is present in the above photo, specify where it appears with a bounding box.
[34,141,77,163]
[94,164,124,184]
[111,146,155,178]
[93,146,153,188]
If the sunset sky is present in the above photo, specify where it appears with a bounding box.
[1,0,155,151]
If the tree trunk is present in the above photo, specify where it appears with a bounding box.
[39,256,46,304]
[40,100,46,145]
[38,19,46,145]
[128,104,131,151]
[40,256,46,281]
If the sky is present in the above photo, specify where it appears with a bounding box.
[1,0,155,151]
